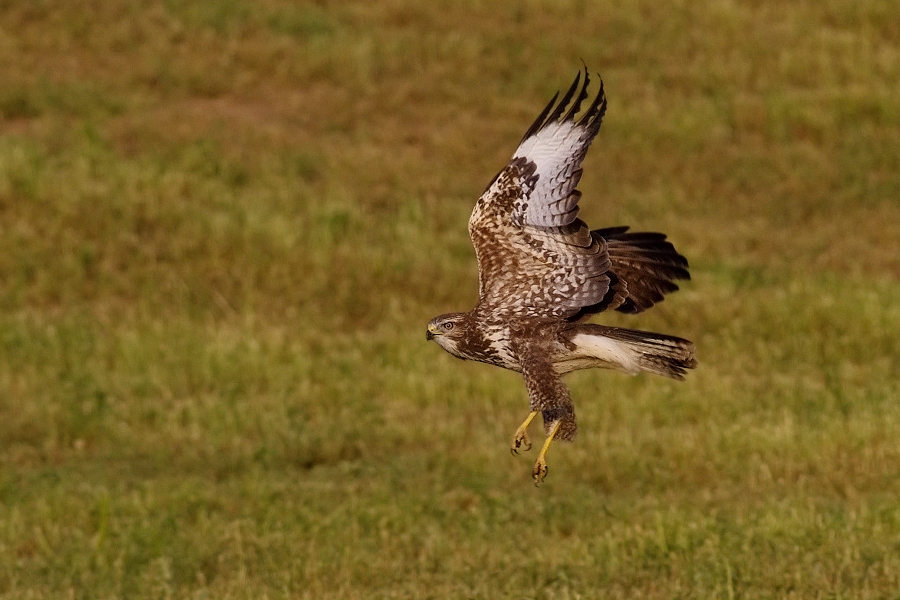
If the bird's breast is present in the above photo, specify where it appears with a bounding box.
[459,325,520,371]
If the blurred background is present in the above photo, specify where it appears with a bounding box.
[1,1,898,597]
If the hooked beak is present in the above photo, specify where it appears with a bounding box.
[426,323,439,341]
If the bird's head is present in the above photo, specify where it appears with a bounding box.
[426,312,468,357]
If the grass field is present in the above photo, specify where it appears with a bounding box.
[1,0,899,597]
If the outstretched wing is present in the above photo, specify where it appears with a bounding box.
[568,226,692,319]
[469,69,610,319]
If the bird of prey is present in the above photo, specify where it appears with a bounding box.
[426,69,696,484]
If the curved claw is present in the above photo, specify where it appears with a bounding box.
[532,458,548,485]
[531,420,560,486]
[511,411,538,456]
[511,429,532,455]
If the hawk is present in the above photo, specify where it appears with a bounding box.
[426,69,697,484]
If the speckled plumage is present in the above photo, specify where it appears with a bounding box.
[426,69,697,481]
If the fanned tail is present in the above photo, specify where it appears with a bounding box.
[560,324,697,380]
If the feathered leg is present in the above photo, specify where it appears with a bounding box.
[514,342,577,483]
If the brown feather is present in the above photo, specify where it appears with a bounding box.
[570,227,690,319]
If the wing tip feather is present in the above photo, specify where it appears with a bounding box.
[520,67,607,145]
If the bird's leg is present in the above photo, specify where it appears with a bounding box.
[510,411,538,455]
[532,420,561,485]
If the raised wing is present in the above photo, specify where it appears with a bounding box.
[469,69,611,319]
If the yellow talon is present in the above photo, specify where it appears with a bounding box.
[511,411,538,455]
[532,420,561,485]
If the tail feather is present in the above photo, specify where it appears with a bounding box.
[560,324,697,380]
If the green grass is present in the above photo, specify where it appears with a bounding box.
[2,0,900,597]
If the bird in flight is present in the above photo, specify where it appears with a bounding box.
[426,68,696,484]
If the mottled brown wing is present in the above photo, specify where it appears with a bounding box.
[468,69,610,319]
[568,227,691,319]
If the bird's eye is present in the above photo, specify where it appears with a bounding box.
[442,322,454,331]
